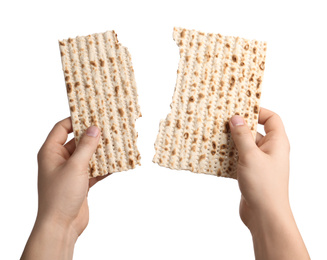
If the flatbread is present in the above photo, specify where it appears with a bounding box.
[59,30,141,177]
[153,27,267,179]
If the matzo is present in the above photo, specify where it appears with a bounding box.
[153,27,267,179]
[59,30,141,178]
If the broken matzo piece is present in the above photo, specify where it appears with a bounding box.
[153,27,267,179]
[59,30,141,178]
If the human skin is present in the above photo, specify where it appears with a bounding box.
[229,108,310,260]
[21,117,107,260]
[21,108,310,259]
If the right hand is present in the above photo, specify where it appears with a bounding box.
[229,108,291,232]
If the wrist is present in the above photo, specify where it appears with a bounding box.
[35,213,79,245]
[21,214,78,260]
[249,204,294,237]
[247,204,310,259]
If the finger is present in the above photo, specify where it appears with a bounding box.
[89,174,110,189]
[255,132,264,145]
[64,138,76,155]
[258,108,285,135]
[45,117,73,146]
[69,126,100,169]
[229,115,258,155]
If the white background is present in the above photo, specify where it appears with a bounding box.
[0,0,326,259]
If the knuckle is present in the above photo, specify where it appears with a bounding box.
[79,137,94,149]
[240,147,257,161]
[277,132,290,152]
[272,112,280,119]
[239,152,259,167]
[234,128,251,138]
[37,149,43,161]
[37,144,48,161]
[53,121,61,130]
[273,113,283,124]
[52,120,65,132]
[55,120,63,127]
[68,157,84,171]
[79,135,98,149]
[37,143,57,162]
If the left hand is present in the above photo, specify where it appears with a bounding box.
[36,117,108,238]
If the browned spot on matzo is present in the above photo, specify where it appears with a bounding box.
[59,30,141,177]
[153,27,267,179]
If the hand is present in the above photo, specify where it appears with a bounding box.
[22,117,108,260]
[229,108,310,260]
[229,108,290,229]
[36,117,107,236]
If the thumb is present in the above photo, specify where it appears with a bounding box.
[70,126,100,167]
[229,115,257,155]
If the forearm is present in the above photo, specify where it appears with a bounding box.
[250,206,310,260]
[21,216,77,260]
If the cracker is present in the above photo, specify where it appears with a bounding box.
[153,27,267,179]
[59,30,141,178]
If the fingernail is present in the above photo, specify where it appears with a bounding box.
[86,126,99,137]
[231,115,244,127]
